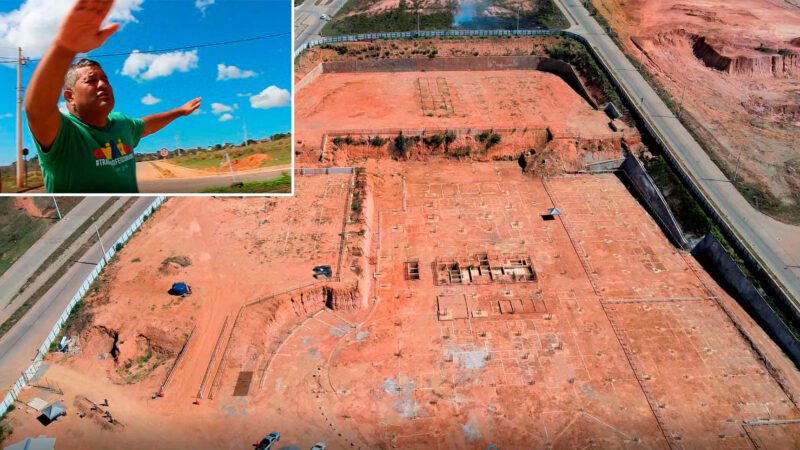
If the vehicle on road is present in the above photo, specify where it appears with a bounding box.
[311,443,327,450]
[320,14,330,20]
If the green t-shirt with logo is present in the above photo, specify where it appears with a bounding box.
[34,112,145,193]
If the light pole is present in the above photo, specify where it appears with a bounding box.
[516,9,519,32]
[677,85,687,119]
[52,197,62,220]
[92,217,107,264]
[732,151,743,184]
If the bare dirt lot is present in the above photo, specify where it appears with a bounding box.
[5,34,800,449]
[590,0,800,221]
[297,70,612,147]
[6,163,800,449]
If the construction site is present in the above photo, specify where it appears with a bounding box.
[3,33,800,449]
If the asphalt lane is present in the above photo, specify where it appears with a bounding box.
[0,197,157,392]
[138,165,291,193]
[553,0,800,306]
[0,197,110,310]
[295,0,351,50]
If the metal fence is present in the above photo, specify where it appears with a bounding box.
[295,29,571,58]
[0,196,167,416]
[297,167,356,175]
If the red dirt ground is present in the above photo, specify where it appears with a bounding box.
[591,0,800,217]
[296,70,616,152]
[5,34,800,448]
[7,163,800,449]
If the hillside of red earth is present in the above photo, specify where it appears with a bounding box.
[590,0,800,223]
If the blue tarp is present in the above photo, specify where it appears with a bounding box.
[169,283,190,296]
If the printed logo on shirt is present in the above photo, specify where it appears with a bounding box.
[93,139,134,167]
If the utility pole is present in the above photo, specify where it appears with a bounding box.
[678,85,687,119]
[732,151,743,184]
[417,9,420,36]
[16,47,29,189]
[243,119,248,145]
[92,217,108,263]
[516,9,519,32]
[52,197,62,220]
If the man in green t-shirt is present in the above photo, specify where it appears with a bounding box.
[25,0,201,193]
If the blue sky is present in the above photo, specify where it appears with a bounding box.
[0,0,291,165]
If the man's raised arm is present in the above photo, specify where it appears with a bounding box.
[141,98,202,138]
[25,0,119,149]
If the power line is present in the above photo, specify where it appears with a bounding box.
[1,31,289,63]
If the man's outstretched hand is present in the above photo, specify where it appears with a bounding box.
[56,0,119,53]
[179,98,202,116]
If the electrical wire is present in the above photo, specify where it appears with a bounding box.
[1,31,289,64]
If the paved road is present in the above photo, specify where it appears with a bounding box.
[552,0,800,306]
[295,0,350,50]
[0,197,129,326]
[0,197,111,310]
[139,165,291,193]
[0,197,157,393]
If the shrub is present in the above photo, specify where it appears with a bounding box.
[393,133,409,159]
[486,133,501,149]
[369,136,387,147]
[423,134,445,148]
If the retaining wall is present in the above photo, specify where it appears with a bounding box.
[692,234,800,367]
[619,153,690,250]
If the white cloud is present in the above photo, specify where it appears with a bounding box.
[58,102,68,114]
[0,0,143,60]
[121,50,199,81]
[191,108,205,116]
[218,113,233,122]
[195,0,215,13]
[236,92,252,97]
[211,102,234,115]
[250,86,290,110]
[141,93,161,105]
[0,113,12,119]
[217,64,257,81]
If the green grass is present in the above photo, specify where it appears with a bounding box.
[167,137,292,171]
[322,9,454,36]
[202,172,292,194]
[0,197,82,278]
[320,0,566,37]
[0,197,129,340]
[0,203,50,277]
[0,405,13,446]
[546,37,632,123]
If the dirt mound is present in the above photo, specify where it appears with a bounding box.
[159,255,191,274]
[201,154,273,173]
[13,197,45,217]
[233,153,271,170]
[792,37,800,47]
[691,34,799,77]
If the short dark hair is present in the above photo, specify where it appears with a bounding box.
[64,59,103,90]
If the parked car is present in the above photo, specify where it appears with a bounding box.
[256,432,280,450]
[311,443,327,450]
[313,265,333,279]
